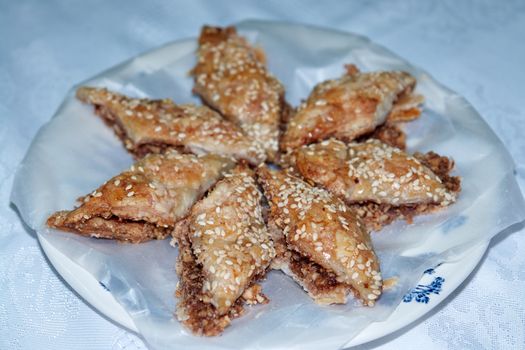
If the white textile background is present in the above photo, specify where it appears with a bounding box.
[1,1,524,349]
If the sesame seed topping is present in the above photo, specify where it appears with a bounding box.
[193,27,283,157]
[297,138,454,207]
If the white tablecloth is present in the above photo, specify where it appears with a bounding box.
[1,1,524,349]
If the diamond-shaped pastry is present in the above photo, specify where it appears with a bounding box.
[47,151,235,243]
[281,65,423,152]
[173,165,275,335]
[76,87,266,165]
[193,26,288,161]
[294,138,460,230]
[257,165,382,306]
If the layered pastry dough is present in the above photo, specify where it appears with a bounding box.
[193,26,287,161]
[257,166,382,306]
[76,87,265,165]
[47,151,235,243]
[362,123,407,150]
[172,166,275,336]
[280,65,423,152]
[294,139,460,230]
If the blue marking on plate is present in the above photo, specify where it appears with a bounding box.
[423,267,436,275]
[99,281,110,292]
[403,276,445,304]
[441,215,467,234]
[403,263,445,303]
[423,262,443,275]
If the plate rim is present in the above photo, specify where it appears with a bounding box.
[347,240,488,346]
[26,19,500,348]
[38,232,489,347]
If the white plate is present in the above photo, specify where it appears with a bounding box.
[12,20,524,350]
[39,233,488,347]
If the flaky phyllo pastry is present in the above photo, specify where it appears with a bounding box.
[47,151,235,243]
[257,166,382,306]
[280,65,424,152]
[76,87,266,165]
[193,26,287,161]
[293,138,461,230]
[172,166,275,335]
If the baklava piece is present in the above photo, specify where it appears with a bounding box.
[76,87,265,165]
[360,123,407,150]
[47,151,235,243]
[172,166,275,336]
[280,65,423,152]
[257,166,382,306]
[193,26,287,161]
[294,138,460,230]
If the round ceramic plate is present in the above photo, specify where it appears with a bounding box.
[15,19,520,349]
[39,233,488,347]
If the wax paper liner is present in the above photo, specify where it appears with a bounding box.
[10,20,525,350]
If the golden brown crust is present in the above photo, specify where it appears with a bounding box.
[386,90,425,123]
[294,139,458,207]
[172,165,275,335]
[293,139,461,231]
[270,235,350,305]
[257,166,382,306]
[350,151,461,231]
[193,26,286,161]
[280,65,423,152]
[360,123,407,150]
[76,87,266,165]
[174,226,244,336]
[47,151,235,243]
[415,151,461,193]
[266,219,349,304]
[47,212,169,243]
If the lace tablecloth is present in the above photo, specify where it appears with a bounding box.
[1,1,524,349]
